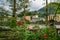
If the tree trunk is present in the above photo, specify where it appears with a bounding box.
[13,0,16,17]
[24,8,26,25]
[46,0,48,24]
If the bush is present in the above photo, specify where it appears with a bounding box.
[0,17,59,40]
[26,20,31,24]
[11,24,58,40]
[40,26,58,40]
[6,17,17,28]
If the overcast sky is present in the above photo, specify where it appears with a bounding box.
[0,0,54,11]
[29,0,51,11]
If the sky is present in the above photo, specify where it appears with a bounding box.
[0,0,55,12]
[0,0,12,11]
[29,0,51,11]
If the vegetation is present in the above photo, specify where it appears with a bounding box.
[0,0,60,40]
[0,22,59,40]
[49,2,60,20]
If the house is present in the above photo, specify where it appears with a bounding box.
[48,14,60,22]
[31,15,39,22]
[25,16,31,20]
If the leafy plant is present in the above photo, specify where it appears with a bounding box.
[8,17,17,28]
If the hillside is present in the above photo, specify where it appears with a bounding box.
[38,2,60,17]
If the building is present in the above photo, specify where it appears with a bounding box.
[48,14,60,22]
[25,16,31,20]
[32,15,39,22]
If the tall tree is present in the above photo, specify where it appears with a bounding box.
[7,0,21,17]
[49,2,60,20]
[7,0,29,18]
[20,0,29,25]
[13,0,16,17]
[53,3,60,21]
[46,0,48,24]
[7,0,16,17]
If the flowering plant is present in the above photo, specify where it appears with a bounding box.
[43,34,47,39]
[16,21,22,25]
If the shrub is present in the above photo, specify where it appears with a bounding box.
[7,17,17,28]
[10,25,58,40]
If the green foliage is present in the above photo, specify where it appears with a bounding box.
[49,2,60,14]
[26,20,31,24]
[14,25,58,40]
[17,11,32,17]
[40,26,57,40]
[7,17,17,28]
[0,24,60,40]
[14,25,26,40]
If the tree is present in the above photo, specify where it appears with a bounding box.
[53,3,60,20]
[7,0,29,18]
[0,7,9,25]
[7,0,16,17]
[19,0,29,25]
[49,2,60,20]
[7,0,21,17]
[7,0,30,26]
[13,0,16,17]
[46,0,48,24]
